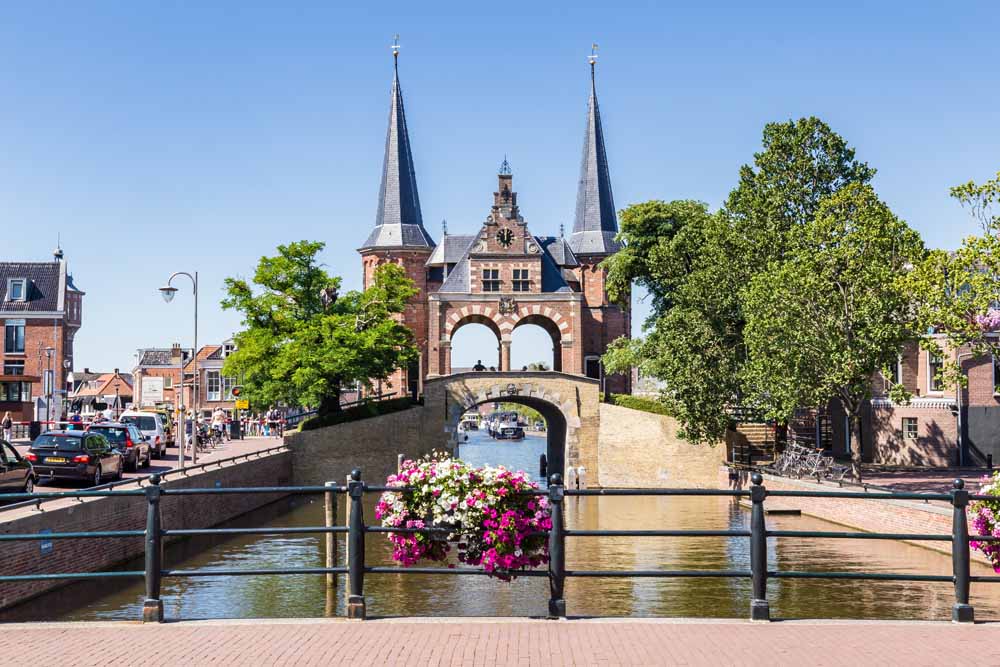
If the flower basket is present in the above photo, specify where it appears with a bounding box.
[970,471,1000,571]
[375,454,551,580]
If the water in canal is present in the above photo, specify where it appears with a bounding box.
[5,431,1000,622]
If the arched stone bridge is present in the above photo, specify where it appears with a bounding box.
[420,371,601,478]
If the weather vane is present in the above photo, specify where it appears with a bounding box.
[391,34,400,60]
[589,43,599,66]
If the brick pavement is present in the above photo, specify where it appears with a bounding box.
[1,618,999,666]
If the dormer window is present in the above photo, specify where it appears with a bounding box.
[7,279,26,302]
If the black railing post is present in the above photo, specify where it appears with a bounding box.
[749,472,770,621]
[346,468,366,620]
[951,478,974,623]
[547,473,566,618]
[141,473,164,623]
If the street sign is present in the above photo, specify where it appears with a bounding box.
[235,399,249,409]
[39,528,53,555]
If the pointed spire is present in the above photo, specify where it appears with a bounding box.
[569,43,621,256]
[361,35,435,251]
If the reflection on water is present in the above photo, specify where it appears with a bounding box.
[4,432,1000,622]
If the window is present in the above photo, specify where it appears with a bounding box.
[512,269,530,292]
[3,360,24,375]
[206,370,221,401]
[223,343,236,358]
[4,320,25,354]
[1,381,31,402]
[994,356,1000,395]
[482,269,501,292]
[164,376,173,389]
[903,417,918,440]
[222,375,236,399]
[928,353,944,392]
[585,357,601,380]
[7,279,26,302]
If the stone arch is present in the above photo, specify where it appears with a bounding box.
[446,314,502,370]
[422,372,600,481]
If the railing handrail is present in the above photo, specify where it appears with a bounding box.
[0,471,984,624]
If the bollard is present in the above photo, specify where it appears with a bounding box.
[749,473,770,621]
[547,473,566,618]
[397,453,404,474]
[951,478,974,623]
[346,468,366,619]
[539,454,548,479]
[142,474,164,623]
[324,481,339,590]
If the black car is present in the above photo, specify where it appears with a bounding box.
[86,422,150,472]
[27,431,124,486]
[1,440,36,494]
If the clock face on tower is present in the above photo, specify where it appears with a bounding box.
[496,228,514,248]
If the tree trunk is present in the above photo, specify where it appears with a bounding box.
[849,411,863,484]
[319,387,342,415]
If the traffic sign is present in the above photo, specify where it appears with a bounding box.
[235,399,249,409]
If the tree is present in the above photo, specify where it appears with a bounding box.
[221,241,418,414]
[908,171,1000,389]
[604,118,875,444]
[742,184,925,480]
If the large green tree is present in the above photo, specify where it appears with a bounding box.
[908,171,1000,389]
[742,184,925,480]
[604,117,876,444]
[221,241,418,414]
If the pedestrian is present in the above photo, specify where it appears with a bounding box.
[473,359,486,371]
[1,411,12,443]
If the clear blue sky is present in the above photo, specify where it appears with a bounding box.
[2,1,998,372]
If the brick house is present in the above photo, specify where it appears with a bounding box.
[68,369,133,417]
[0,249,83,422]
[132,344,192,411]
[358,55,630,398]
[182,341,238,417]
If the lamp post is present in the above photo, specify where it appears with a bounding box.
[160,272,199,466]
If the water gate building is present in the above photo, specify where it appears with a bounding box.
[358,51,630,397]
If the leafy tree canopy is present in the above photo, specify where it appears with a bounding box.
[221,240,418,414]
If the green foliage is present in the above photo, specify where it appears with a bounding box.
[496,402,544,424]
[603,118,876,445]
[221,241,418,414]
[908,171,1000,390]
[298,397,415,432]
[601,392,674,417]
[742,184,924,476]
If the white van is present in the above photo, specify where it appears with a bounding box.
[119,410,168,459]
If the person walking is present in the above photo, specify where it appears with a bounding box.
[1,412,12,443]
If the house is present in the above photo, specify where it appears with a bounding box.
[69,369,133,417]
[0,248,83,422]
[132,344,192,411]
[182,340,238,417]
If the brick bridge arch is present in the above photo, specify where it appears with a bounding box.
[420,371,600,479]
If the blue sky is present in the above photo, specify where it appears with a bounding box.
[2,1,998,372]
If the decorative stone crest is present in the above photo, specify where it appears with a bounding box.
[506,383,519,396]
[498,296,517,315]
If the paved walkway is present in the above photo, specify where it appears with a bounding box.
[1,618,999,666]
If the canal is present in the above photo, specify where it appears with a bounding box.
[3,431,1000,621]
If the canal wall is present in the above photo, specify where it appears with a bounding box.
[596,404,725,488]
[721,467,989,564]
[285,405,436,486]
[0,449,292,611]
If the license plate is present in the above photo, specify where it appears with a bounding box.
[45,457,67,464]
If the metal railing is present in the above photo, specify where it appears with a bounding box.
[0,471,993,623]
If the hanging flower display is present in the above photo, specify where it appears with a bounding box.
[375,454,551,580]
[970,471,1000,570]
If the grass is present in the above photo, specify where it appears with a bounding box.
[601,392,674,417]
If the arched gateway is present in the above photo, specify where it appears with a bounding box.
[421,372,601,479]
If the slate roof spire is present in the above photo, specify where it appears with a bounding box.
[361,36,435,251]
[569,44,621,256]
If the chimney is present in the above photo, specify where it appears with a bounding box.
[171,343,182,361]
[84,367,90,374]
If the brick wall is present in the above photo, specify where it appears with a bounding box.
[597,404,725,488]
[285,406,432,487]
[0,450,291,611]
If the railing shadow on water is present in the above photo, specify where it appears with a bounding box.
[0,471,993,623]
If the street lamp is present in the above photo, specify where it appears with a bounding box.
[160,271,198,467]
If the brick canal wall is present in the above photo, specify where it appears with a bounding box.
[597,404,725,488]
[0,450,291,611]
[285,406,435,486]
[720,467,989,564]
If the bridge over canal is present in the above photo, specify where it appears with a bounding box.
[422,371,601,479]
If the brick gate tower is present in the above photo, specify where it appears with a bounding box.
[358,46,630,396]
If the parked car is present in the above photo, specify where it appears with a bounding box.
[1,439,36,494]
[86,422,150,472]
[26,431,124,486]
[120,410,169,459]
